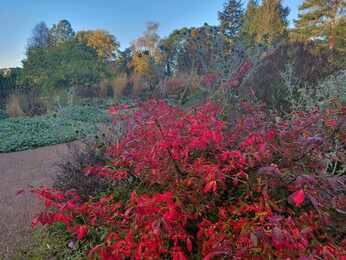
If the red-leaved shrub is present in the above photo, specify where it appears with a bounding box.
[30,96,345,259]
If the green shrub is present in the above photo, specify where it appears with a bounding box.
[57,105,114,124]
[0,116,75,153]
[0,109,9,120]
[0,105,116,153]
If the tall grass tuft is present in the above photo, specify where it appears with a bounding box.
[131,73,144,97]
[5,92,24,117]
[98,79,108,98]
[112,77,127,99]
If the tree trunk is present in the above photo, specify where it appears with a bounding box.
[329,2,337,50]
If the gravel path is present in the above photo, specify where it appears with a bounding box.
[0,141,86,259]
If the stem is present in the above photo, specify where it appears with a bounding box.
[154,119,185,176]
[178,84,189,108]
[331,160,338,175]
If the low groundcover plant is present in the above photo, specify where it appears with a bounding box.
[30,96,345,259]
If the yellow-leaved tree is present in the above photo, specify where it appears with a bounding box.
[128,22,165,76]
[76,29,120,60]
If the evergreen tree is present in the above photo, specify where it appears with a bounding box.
[240,0,259,45]
[256,0,289,46]
[294,0,345,50]
[49,19,75,48]
[218,0,244,39]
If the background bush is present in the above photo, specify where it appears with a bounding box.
[0,109,9,120]
[53,142,110,202]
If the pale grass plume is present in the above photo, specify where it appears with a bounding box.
[112,77,127,99]
[5,93,24,117]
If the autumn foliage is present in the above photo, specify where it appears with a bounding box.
[30,92,345,259]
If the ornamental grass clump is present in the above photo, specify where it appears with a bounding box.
[30,95,345,259]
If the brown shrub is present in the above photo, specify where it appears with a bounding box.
[157,74,202,101]
[53,143,109,202]
[163,76,188,96]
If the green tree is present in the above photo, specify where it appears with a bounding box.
[256,0,290,46]
[115,48,133,77]
[49,19,75,48]
[240,0,259,45]
[218,0,244,40]
[22,40,108,91]
[294,0,345,50]
[160,27,192,75]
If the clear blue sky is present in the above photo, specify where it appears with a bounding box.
[0,0,302,68]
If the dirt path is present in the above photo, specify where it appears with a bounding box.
[0,141,86,259]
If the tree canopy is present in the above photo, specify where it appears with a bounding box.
[49,19,75,48]
[294,0,345,50]
[76,29,120,60]
[21,20,110,91]
[26,21,50,52]
[218,0,244,40]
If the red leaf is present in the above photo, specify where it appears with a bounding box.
[45,199,51,209]
[135,111,142,117]
[192,120,199,129]
[249,87,254,95]
[121,104,131,109]
[91,217,97,226]
[77,225,88,240]
[222,82,231,88]
[232,80,239,87]
[109,106,119,115]
[240,66,247,72]
[204,181,217,192]
[258,143,266,154]
[71,225,80,232]
[294,190,304,207]
[246,61,253,68]
[272,226,284,250]
[16,189,25,196]
[187,239,192,252]
[135,245,143,259]
[162,221,173,233]
[248,156,255,167]
[88,245,102,257]
[31,217,39,228]
[161,141,170,149]
[235,73,242,79]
